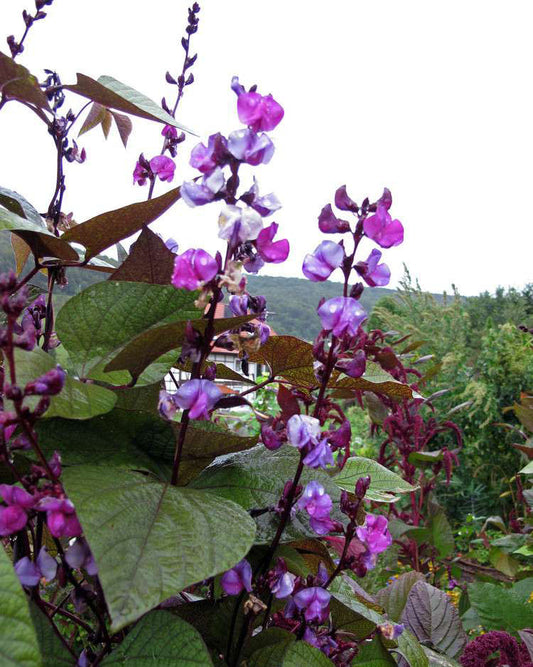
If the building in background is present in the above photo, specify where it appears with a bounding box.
[164,303,270,394]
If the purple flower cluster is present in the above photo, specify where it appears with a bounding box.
[356,513,392,569]
[297,481,335,535]
[287,415,334,470]
[159,379,222,421]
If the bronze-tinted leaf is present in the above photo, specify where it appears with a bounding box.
[65,73,194,133]
[62,186,181,260]
[111,227,175,284]
[248,336,316,386]
[105,314,256,381]
[0,206,78,261]
[0,51,51,110]
[78,102,107,136]
[330,362,414,400]
[110,111,133,147]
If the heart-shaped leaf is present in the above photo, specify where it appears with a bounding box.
[375,571,425,622]
[0,52,51,110]
[62,187,182,260]
[65,73,194,133]
[55,282,201,377]
[101,610,212,665]
[401,581,467,658]
[61,465,256,631]
[334,457,417,502]
[110,226,175,285]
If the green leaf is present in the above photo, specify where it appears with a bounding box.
[65,73,195,133]
[101,610,212,665]
[55,282,201,377]
[105,314,255,381]
[0,545,41,667]
[408,451,444,466]
[401,582,467,659]
[29,604,75,667]
[468,579,533,635]
[426,512,454,559]
[334,457,417,503]
[489,547,520,577]
[191,446,341,543]
[62,186,182,260]
[0,187,44,227]
[35,411,170,477]
[61,466,256,631]
[0,52,51,110]
[519,461,533,475]
[12,347,116,420]
[375,572,425,622]
[391,630,429,667]
[330,591,383,639]
[110,227,175,285]
[0,205,78,261]
[249,336,316,386]
[247,630,334,666]
[422,647,461,667]
[352,636,396,665]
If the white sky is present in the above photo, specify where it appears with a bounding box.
[1,0,532,296]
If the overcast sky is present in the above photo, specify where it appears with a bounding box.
[1,0,532,296]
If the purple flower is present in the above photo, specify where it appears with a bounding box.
[356,514,392,569]
[302,241,344,282]
[133,160,150,186]
[14,557,41,587]
[318,204,350,234]
[317,297,367,337]
[256,223,289,263]
[165,237,179,253]
[287,415,321,449]
[258,322,270,345]
[0,484,35,508]
[37,497,82,538]
[261,423,283,451]
[269,559,295,599]
[227,129,274,166]
[355,249,391,287]
[303,438,334,470]
[297,481,335,535]
[171,248,218,291]
[229,295,249,316]
[36,547,58,581]
[293,587,331,623]
[162,124,178,140]
[240,179,282,217]
[149,155,175,182]
[181,167,225,207]
[24,366,66,396]
[363,205,404,248]
[379,622,405,641]
[159,391,178,420]
[221,558,252,595]
[14,548,57,587]
[337,349,366,378]
[237,89,284,132]
[175,379,222,420]
[218,205,263,244]
[65,538,98,576]
[334,185,358,213]
[189,133,228,173]
[0,505,28,536]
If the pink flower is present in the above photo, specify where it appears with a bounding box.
[355,249,391,287]
[256,223,289,263]
[297,481,335,535]
[149,155,175,182]
[37,498,82,538]
[171,249,218,291]
[0,505,28,535]
[0,484,35,508]
[237,89,284,132]
[363,205,404,248]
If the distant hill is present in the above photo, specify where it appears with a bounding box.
[247,275,397,340]
[1,231,397,339]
